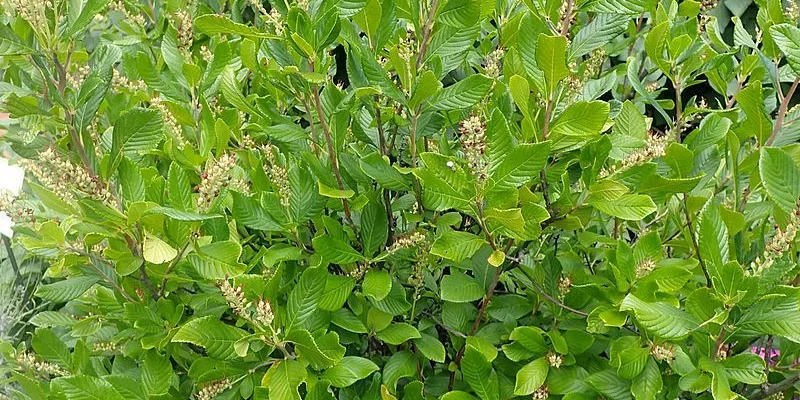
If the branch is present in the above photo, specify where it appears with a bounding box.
[747,375,800,400]
[766,77,800,146]
[311,82,356,231]
[415,0,440,69]
[683,196,712,287]
[157,241,191,298]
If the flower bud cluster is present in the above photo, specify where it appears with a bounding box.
[67,66,90,90]
[650,342,676,362]
[218,279,277,334]
[459,115,488,182]
[546,352,562,368]
[387,231,427,254]
[398,31,416,62]
[92,341,117,353]
[749,200,800,276]
[150,97,185,149]
[248,0,268,18]
[599,132,668,178]
[218,279,251,316]
[644,81,661,92]
[0,192,34,225]
[173,9,193,53]
[531,385,549,400]
[266,9,284,35]
[112,69,147,93]
[262,145,291,208]
[22,148,112,203]
[196,378,232,400]
[348,263,369,280]
[555,1,575,36]
[786,1,800,23]
[557,275,572,298]
[484,48,505,79]
[255,297,275,327]
[5,0,49,29]
[200,45,214,63]
[636,258,656,279]
[15,351,69,377]
[109,1,145,25]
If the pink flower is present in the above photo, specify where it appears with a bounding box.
[751,346,780,366]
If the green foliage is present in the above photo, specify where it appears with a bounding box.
[2,0,800,399]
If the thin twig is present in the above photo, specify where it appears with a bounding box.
[766,77,800,146]
[157,241,191,298]
[310,81,356,231]
[683,196,712,287]
[415,0,440,69]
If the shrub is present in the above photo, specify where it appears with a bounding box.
[2,0,800,399]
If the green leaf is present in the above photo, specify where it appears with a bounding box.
[231,192,284,231]
[194,14,280,39]
[771,24,800,76]
[620,294,700,339]
[146,207,223,221]
[461,343,499,400]
[514,357,549,395]
[550,101,610,151]
[142,234,177,264]
[697,200,729,287]
[109,108,163,174]
[313,236,365,264]
[363,269,392,301]
[64,0,111,38]
[414,153,475,211]
[187,241,246,279]
[569,14,628,58]
[35,277,99,302]
[486,142,550,193]
[536,34,569,96]
[413,334,446,363]
[585,0,657,13]
[360,196,388,257]
[591,194,657,220]
[322,356,379,388]
[50,376,125,400]
[736,82,773,145]
[360,152,411,190]
[286,330,346,370]
[285,267,327,333]
[318,181,355,199]
[32,329,71,369]
[172,316,249,360]
[759,147,800,212]
[431,231,486,262]
[738,294,800,343]
[631,358,663,400]
[437,0,480,27]
[0,25,36,55]
[262,360,306,400]
[644,21,671,77]
[429,75,493,110]
[141,351,172,396]
[376,323,421,345]
[721,353,766,385]
[383,350,418,392]
[440,273,485,303]
[685,114,731,154]
[220,66,261,118]
[318,274,356,311]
